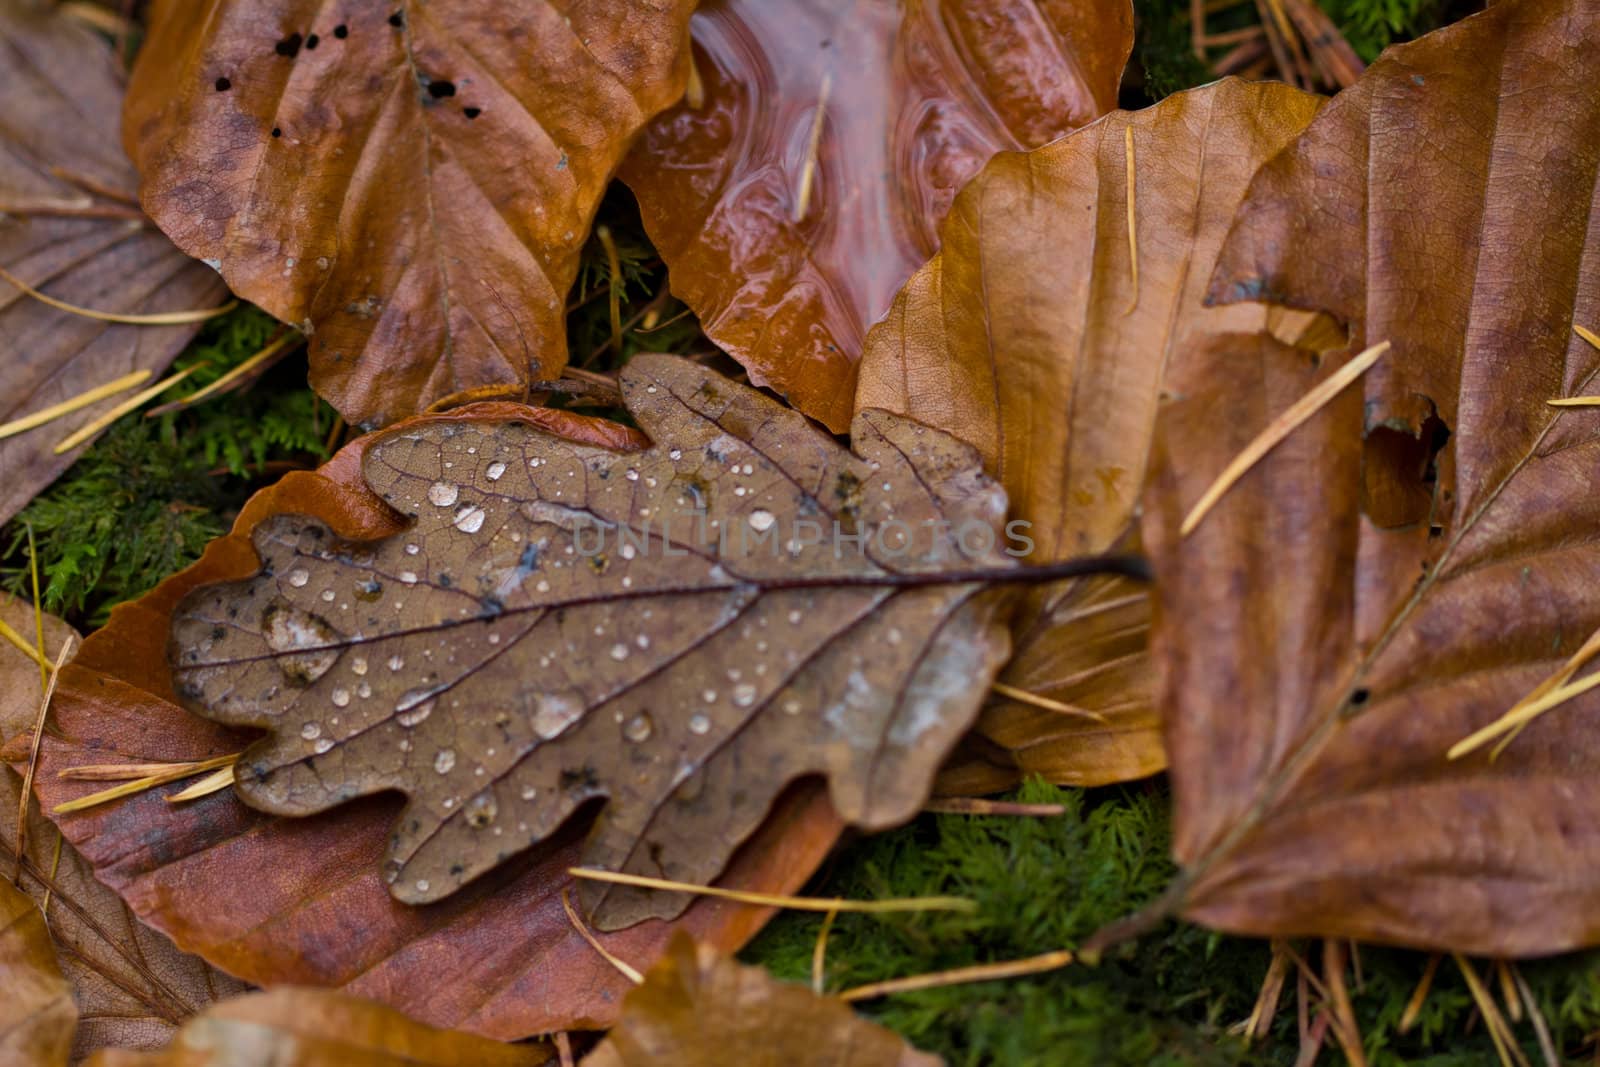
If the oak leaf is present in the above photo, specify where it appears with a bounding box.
[584,934,941,1067]
[0,879,76,1067]
[1138,0,1600,955]
[30,404,843,1039]
[619,0,1134,431]
[123,0,696,428]
[0,595,249,1061]
[168,354,1021,925]
[857,79,1329,791]
[0,3,228,525]
[83,988,550,1067]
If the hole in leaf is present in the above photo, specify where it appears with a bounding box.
[271,126,282,138]
[334,23,348,38]
[389,10,404,28]
[427,79,457,99]
[214,76,231,91]
[464,106,481,119]
[274,32,303,58]
[1361,408,1451,528]
[305,33,320,49]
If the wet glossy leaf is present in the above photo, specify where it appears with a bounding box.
[1143,0,1600,955]
[0,879,76,1067]
[584,934,941,1067]
[0,4,227,525]
[124,0,696,428]
[169,355,1017,926]
[0,595,249,1060]
[620,0,1134,431]
[31,404,843,1039]
[857,79,1328,791]
[83,988,550,1067]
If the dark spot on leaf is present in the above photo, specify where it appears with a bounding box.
[274,32,303,58]
[388,10,404,28]
[464,106,481,119]
[271,127,282,138]
[427,80,457,99]
[305,33,320,50]
[214,76,231,91]
[1349,688,1370,707]
[333,23,348,38]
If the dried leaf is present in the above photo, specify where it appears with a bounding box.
[0,594,249,1061]
[0,4,227,525]
[583,934,941,1067]
[1140,0,1600,955]
[123,0,697,428]
[619,0,1135,431]
[29,403,842,1039]
[83,988,550,1067]
[168,354,1019,926]
[0,880,76,1067]
[857,79,1328,790]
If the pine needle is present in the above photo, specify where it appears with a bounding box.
[559,887,643,984]
[1399,954,1441,1034]
[1449,662,1600,760]
[0,618,47,670]
[1496,960,1523,1023]
[41,830,63,920]
[1240,940,1292,1043]
[1454,955,1531,1067]
[1510,965,1561,1067]
[0,369,152,441]
[793,73,832,223]
[1124,125,1140,315]
[27,526,46,693]
[166,765,236,803]
[922,798,1066,817]
[1577,324,1599,351]
[0,265,235,325]
[146,331,300,416]
[567,867,976,914]
[1181,340,1391,536]
[52,754,239,814]
[15,637,72,885]
[811,907,838,994]
[684,52,705,110]
[54,364,206,455]
[991,681,1109,722]
[839,949,1075,1002]
[596,226,624,357]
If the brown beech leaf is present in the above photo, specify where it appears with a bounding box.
[0,594,250,1061]
[1135,0,1600,955]
[619,0,1134,432]
[0,3,228,525]
[84,988,550,1067]
[857,79,1328,792]
[583,934,940,1067]
[30,402,843,1039]
[0,880,76,1067]
[123,0,696,428]
[168,354,1024,926]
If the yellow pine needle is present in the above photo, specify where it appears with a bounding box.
[1545,397,1600,406]
[1496,960,1522,1023]
[1448,667,1600,760]
[560,887,643,984]
[0,265,235,325]
[54,364,205,455]
[1454,955,1531,1067]
[52,754,238,814]
[1398,954,1441,1034]
[1124,125,1140,315]
[991,681,1109,722]
[793,73,832,223]
[27,525,46,693]
[15,637,72,884]
[0,618,47,670]
[568,867,976,914]
[166,765,236,803]
[0,369,152,441]
[811,907,838,994]
[1577,324,1599,351]
[146,332,299,415]
[41,830,63,920]
[922,798,1066,817]
[839,949,1075,1002]
[684,53,705,110]
[1181,340,1391,536]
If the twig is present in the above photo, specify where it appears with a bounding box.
[596,226,624,358]
[1241,940,1292,1043]
[559,888,643,984]
[839,949,1074,1001]
[0,265,235,325]
[1511,965,1561,1067]
[54,364,207,454]
[1323,940,1368,1067]
[568,867,976,915]
[14,638,73,885]
[1181,340,1390,536]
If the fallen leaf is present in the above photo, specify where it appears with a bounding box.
[0,4,228,526]
[123,0,697,428]
[29,402,843,1039]
[1138,0,1600,955]
[856,78,1328,791]
[83,987,550,1067]
[168,354,1020,926]
[0,879,76,1067]
[0,594,249,1061]
[619,0,1135,431]
[583,933,941,1067]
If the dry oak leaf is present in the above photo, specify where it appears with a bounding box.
[1136,0,1600,955]
[0,880,76,1067]
[0,3,228,526]
[123,0,696,429]
[583,934,941,1067]
[84,987,550,1067]
[169,354,1021,928]
[857,79,1329,792]
[619,0,1134,432]
[29,402,842,1039]
[0,594,249,1062]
